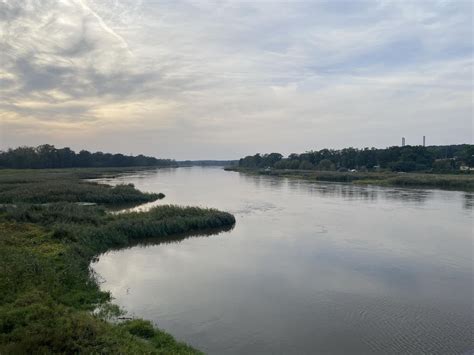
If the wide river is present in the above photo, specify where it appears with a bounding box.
[92,167,473,354]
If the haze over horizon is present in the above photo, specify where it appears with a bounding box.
[1,0,472,160]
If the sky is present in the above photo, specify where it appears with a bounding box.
[0,0,472,160]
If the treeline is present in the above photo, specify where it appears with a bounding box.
[177,160,238,167]
[239,145,474,173]
[0,145,177,169]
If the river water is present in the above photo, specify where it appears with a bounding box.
[91,167,473,354]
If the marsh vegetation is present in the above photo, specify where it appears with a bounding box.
[226,167,474,190]
[0,168,235,354]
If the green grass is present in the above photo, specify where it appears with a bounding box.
[0,168,163,204]
[226,167,474,191]
[0,168,235,354]
[367,173,474,189]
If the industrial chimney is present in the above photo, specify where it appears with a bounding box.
[423,136,426,147]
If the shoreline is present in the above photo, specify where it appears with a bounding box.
[225,167,474,191]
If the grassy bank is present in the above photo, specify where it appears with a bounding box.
[225,167,474,191]
[0,168,235,353]
[0,168,165,204]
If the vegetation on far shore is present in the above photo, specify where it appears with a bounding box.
[238,144,474,173]
[0,168,235,354]
[226,167,474,191]
[231,144,474,190]
[0,144,177,169]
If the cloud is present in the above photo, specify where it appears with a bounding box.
[0,0,472,158]
[0,0,154,121]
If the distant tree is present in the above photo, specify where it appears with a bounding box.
[263,153,283,167]
[237,144,473,173]
[77,150,92,167]
[299,161,314,170]
[432,159,455,172]
[0,145,176,169]
[56,147,75,168]
[317,159,333,171]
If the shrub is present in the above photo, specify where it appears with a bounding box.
[120,319,156,339]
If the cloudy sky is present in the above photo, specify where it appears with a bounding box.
[0,0,472,159]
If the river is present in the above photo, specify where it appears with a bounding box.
[91,167,473,354]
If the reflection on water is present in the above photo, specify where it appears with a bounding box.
[463,193,474,210]
[104,225,235,252]
[92,167,473,354]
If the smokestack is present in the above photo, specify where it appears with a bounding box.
[423,136,426,147]
[402,137,405,147]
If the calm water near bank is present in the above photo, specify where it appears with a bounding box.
[92,167,473,354]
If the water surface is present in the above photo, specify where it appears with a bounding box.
[92,167,473,354]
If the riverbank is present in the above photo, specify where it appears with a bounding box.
[225,167,474,191]
[0,168,235,353]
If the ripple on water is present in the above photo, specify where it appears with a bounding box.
[321,292,472,354]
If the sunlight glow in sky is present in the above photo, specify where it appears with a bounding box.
[0,0,472,159]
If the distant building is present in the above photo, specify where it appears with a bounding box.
[423,136,426,147]
[402,137,406,147]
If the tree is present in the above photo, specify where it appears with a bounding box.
[0,145,176,169]
[318,159,333,171]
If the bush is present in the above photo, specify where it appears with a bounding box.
[120,319,156,339]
